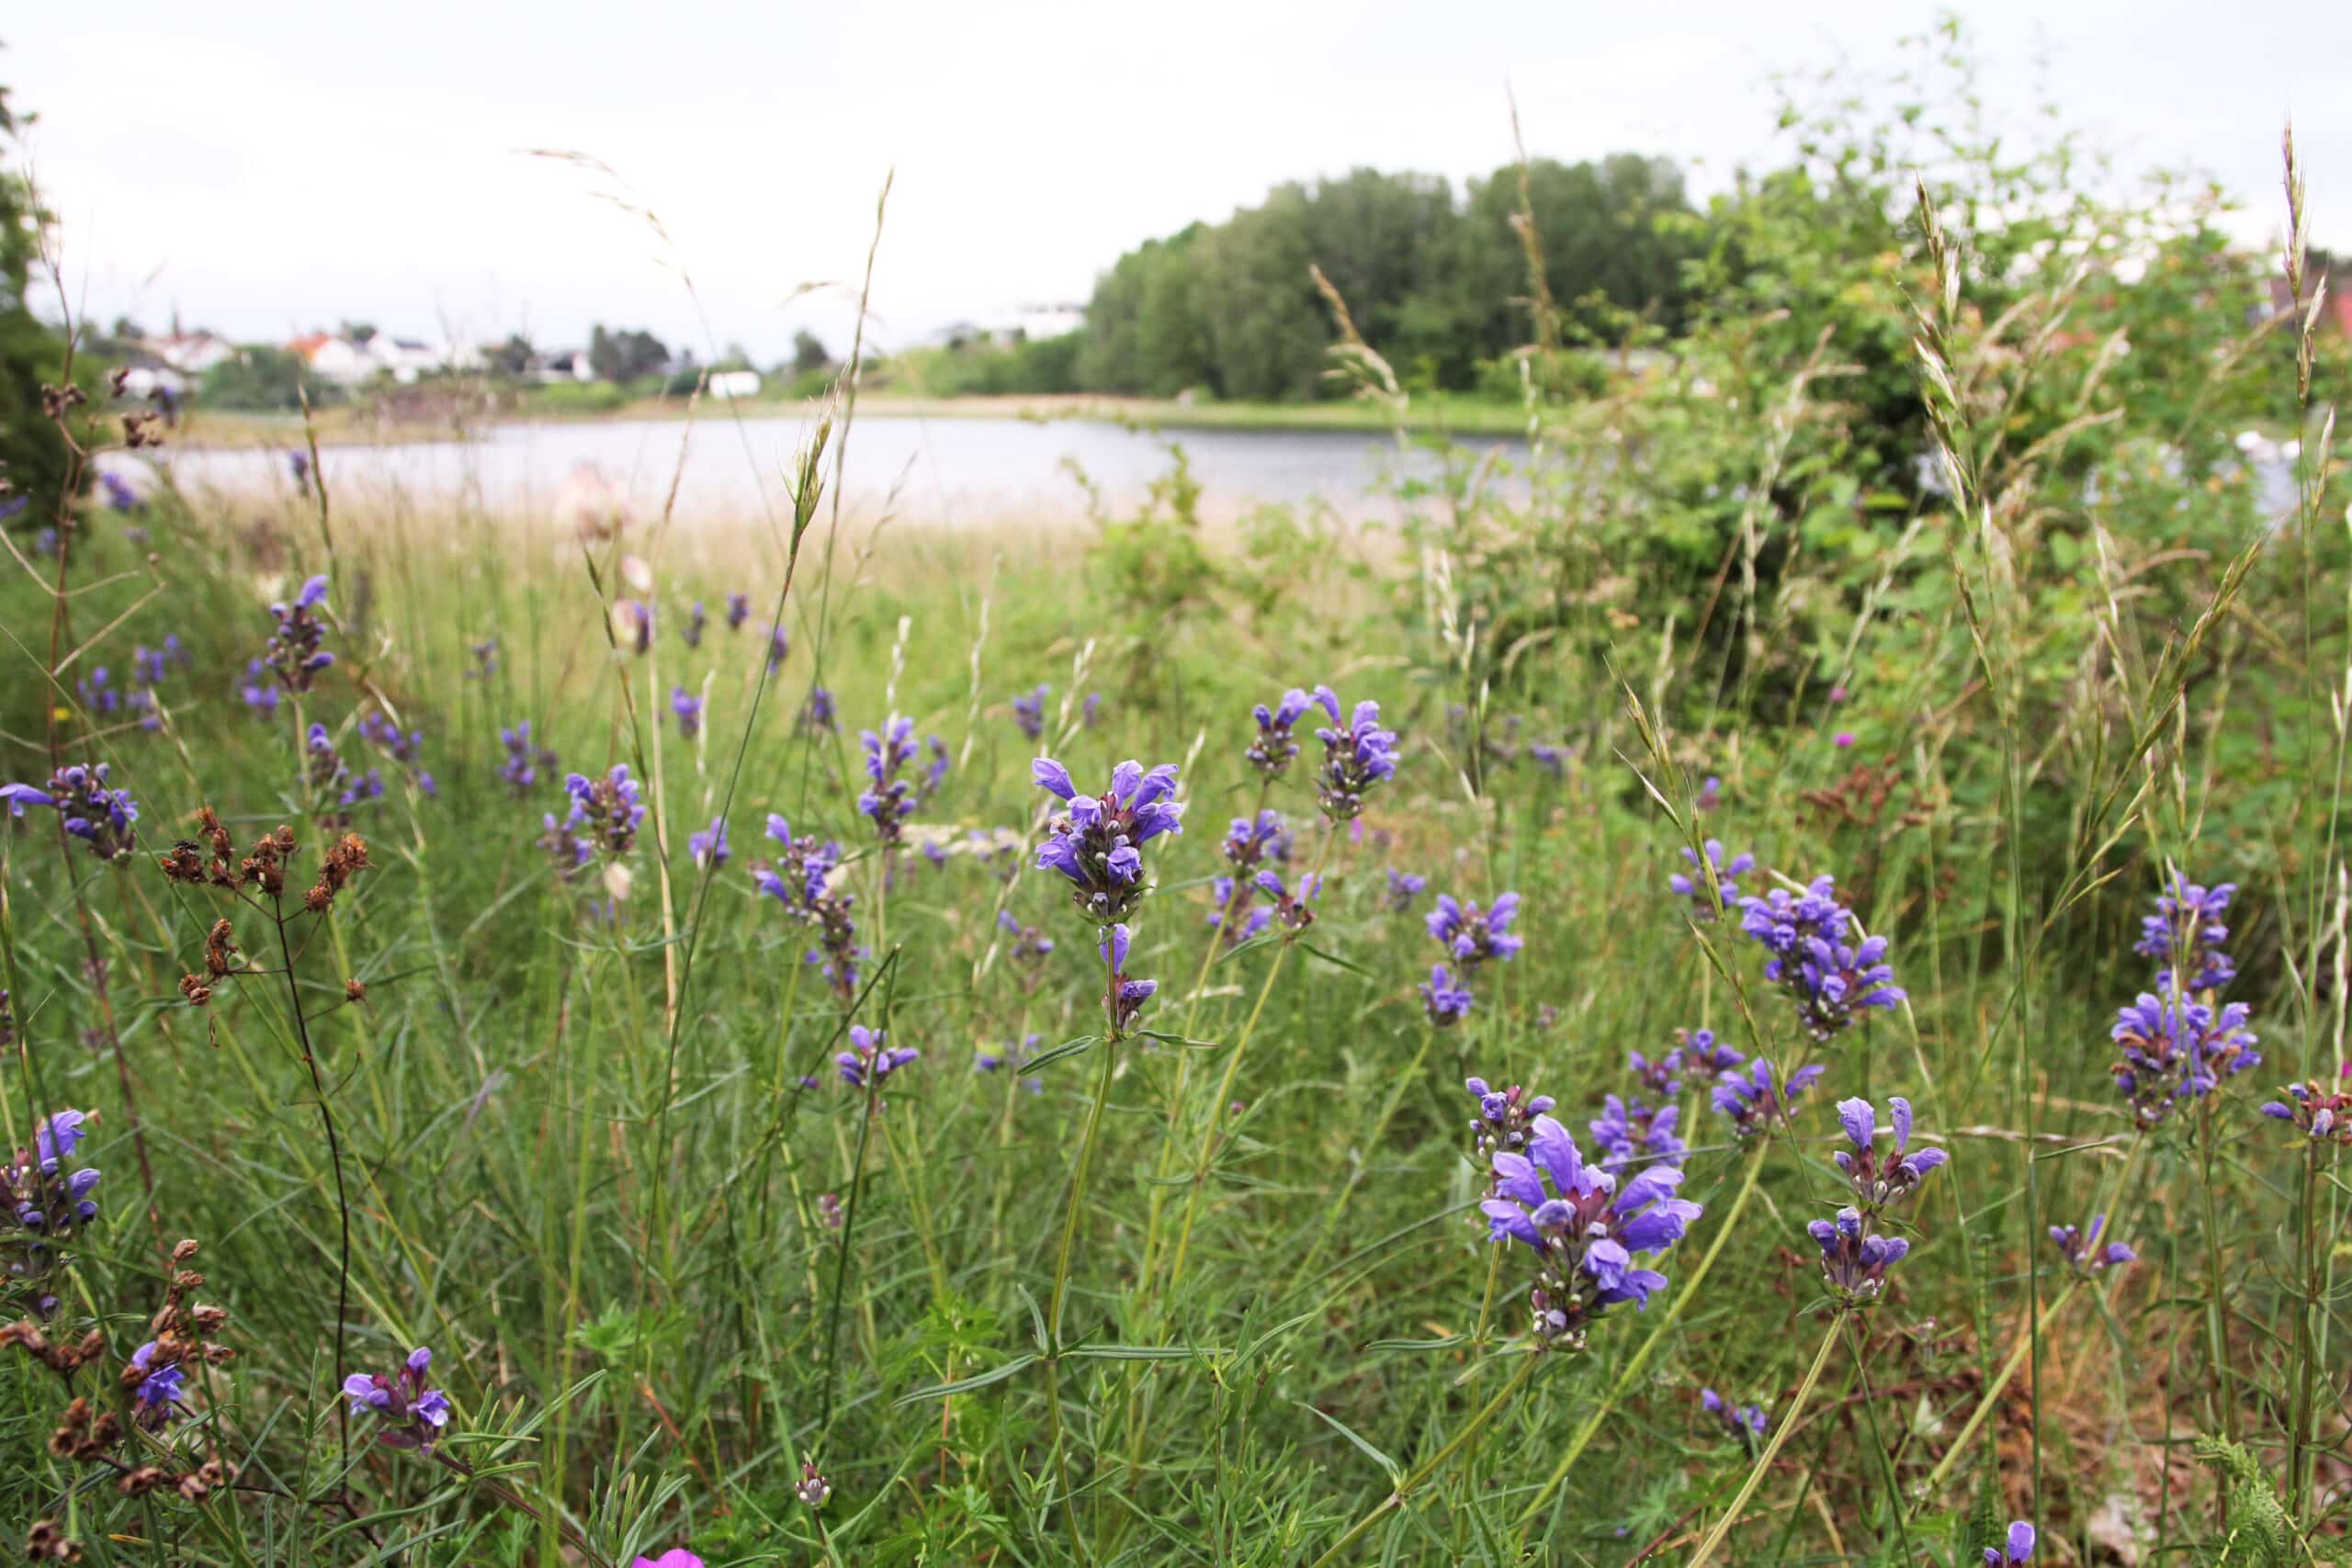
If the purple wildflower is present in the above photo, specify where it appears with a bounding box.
[1100,922,1157,1033]
[342,1347,451,1451]
[977,1032,1045,1095]
[1384,868,1427,912]
[2135,874,2237,993]
[128,1341,186,1420]
[2111,992,2259,1127]
[801,686,837,733]
[1248,688,1313,777]
[1309,687,1398,820]
[562,766,644,857]
[1668,840,1755,921]
[2259,1070,2352,1144]
[1712,1059,1825,1136]
[1809,1206,1908,1300]
[1700,1387,1769,1438]
[1832,1096,1948,1211]
[1251,869,1318,933]
[263,574,334,693]
[99,470,141,513]
[1032,757,1185,923]
[671,687,704,741]
[1481,1114,1701,1349]
[856,716,921,845]
[1013,683,1049,741]
[500,721,558,797]
[796,1461,831,1509]
[754,815,864,1000]
[615,600,653,655]
[1590,1094,1686,1174]
[766,624,788,673]
[1208,878,1273,946]
[242,660,280,717]
[1426,892,1522,971]
[2049,1215,2136,1273]
[1984,1521,2036,1566]
[997,909,1055,992]
[689,817,729,869]
[838,1024,919,1096]
[76,665,121,717]
[1736,875,1905,1040]
[1420,964,1473,1027]
[681,601,707,649]
[3,765,141,860]
[1466,1077,1556,1160]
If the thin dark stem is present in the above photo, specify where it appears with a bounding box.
[272,893,353,1471]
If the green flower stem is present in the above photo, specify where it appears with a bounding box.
[1684,1316,1841,1568]
[1307,1350,1543,1568]
[1513,1134,1773,1533]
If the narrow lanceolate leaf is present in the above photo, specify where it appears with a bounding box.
[1020,1034,1098,1073]
[891,1353,1038,1405]
[1295,1401,1402,1483]
[1297,941,1377,978]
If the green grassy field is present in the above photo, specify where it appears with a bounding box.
[2,105,2349,1568]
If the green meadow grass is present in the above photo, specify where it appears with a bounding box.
[0,150,2346,1568]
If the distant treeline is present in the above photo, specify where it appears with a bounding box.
[1081,155,1696,400]
[886,154,1699,404]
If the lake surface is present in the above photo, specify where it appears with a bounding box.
[135,415,1517,529]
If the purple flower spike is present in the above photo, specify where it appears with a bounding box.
[1809,1205,1909,1300]
[1013,683,1049,742]
[2111,993,2260,1128]
[1309,690,1398,821]
[1426,891,1523,972]
[1479,1114,1701,1349]
[2135,874,2236,993]
[343,1346,451,1451]
[1736,875,1905,1040]
[263,575,335,694]
[1668,840,1756,921]
[2050,1214,2136,1273]
[1032,758,1184,923]
[2256,1077,2352,1145]
[1985,1520,2036,1566]
[1829,1095,1946,1211]
[1100,922,1159,1032]
[1248,688,1315,778]
[1465,1077,1556,1159]
[837,1024,920,1104]
[1420,964,1473,1027]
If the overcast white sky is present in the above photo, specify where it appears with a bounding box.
[7,1,2346,364]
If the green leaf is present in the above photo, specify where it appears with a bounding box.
[1298,941,1376,978]
[1022,1035,1098,1073]
[891,1353,1039,1405]
[1295,1400,1402,1482]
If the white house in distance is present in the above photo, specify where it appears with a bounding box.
[707,369,762,399]
[287,332,478,386]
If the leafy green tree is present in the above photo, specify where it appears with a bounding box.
[588,324,670,382]
[482,333,535,378]
[0,82,74,518]
[198,344,321,411]
[790,329,831,375]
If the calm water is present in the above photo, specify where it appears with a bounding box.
[134,415,1516,529]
